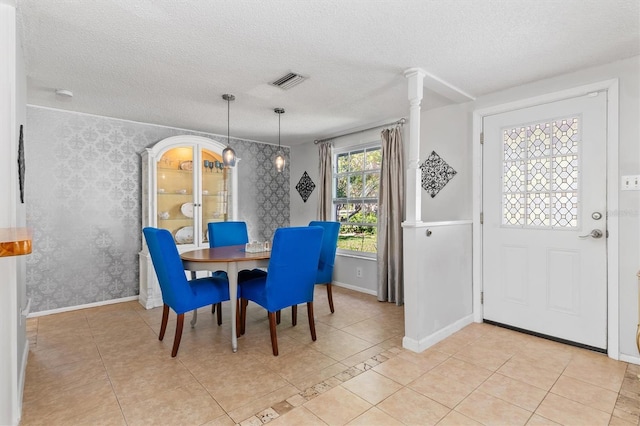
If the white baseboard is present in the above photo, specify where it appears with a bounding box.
[403,314,475,353]
[619,353,640,365]
[332,281,377,297]
[26,296,139,318]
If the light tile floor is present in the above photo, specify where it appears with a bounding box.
[21,286,640,425]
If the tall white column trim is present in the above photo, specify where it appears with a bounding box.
[403,68,426,225]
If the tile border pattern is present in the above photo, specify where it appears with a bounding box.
[238,350,400,425]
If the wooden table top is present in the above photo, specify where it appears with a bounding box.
[180,244,271,263]
[0,227,33,257]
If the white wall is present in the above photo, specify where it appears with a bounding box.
[15,0,27,408]
[422,56,640,359]
[292,57,639,360]
[420,102,473,222]
[0,1,28,424]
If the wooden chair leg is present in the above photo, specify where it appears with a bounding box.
[240,299,248,335]
[326,283,335,313]
[268,312,279,356]
[172,313,185,357]
[292,305,297,326]
[235,299,241,338]
[211,303,216,314]
[216,302,222,326]
[276,310,281,324]
[159,304,169,341]
[307,302,317,341]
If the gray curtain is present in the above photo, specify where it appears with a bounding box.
[377,127,404,305]
[317,141,333,220]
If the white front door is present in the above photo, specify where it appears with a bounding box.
[482,92,607,349]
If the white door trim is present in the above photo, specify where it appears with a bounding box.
[472,79,620,359]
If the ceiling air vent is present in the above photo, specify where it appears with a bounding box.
[269,72,306,90]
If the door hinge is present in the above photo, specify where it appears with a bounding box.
[480,132,484,145]
[481,291,484,304]
[480,212,484,224]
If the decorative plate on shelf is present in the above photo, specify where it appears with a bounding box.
[175,226,194,244]
[179,160,193,171]
[180,202,194,218]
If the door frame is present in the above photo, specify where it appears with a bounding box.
[472,79,620,359]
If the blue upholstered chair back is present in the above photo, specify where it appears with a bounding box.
[143,227,197,314]
[263,226,324,312]
[208,221,249,248]
[309,221,340,284]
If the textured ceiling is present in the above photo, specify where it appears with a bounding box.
[16,0,640,145]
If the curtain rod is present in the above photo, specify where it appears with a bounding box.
[314,118,406,144]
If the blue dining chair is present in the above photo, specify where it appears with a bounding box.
[283,221,340,325]
[309,221,341,313]
[240,226,324,356]
[208,221,267,329]
[143,227,231,357]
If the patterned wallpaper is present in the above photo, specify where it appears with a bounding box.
[25,107,289,313]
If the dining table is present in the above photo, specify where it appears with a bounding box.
[180,244,271,352]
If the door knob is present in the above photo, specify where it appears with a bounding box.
[579,229,603,239]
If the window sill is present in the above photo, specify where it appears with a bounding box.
[337,251,376,261]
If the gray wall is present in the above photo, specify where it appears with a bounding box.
[290,127,390,295]
[25,107,289,313]
[289,141,318,227]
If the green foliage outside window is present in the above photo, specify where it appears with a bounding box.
[334,145,381,254]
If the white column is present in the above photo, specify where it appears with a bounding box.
[0,2,22,424]
[401,68,425,353]
[403,68,426,225]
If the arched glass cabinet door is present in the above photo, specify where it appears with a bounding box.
[140,135,238,308]
[142,135,238,248]
[200,148,231,244]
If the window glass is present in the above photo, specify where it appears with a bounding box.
[333,143,380,254]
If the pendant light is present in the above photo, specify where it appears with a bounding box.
[274,108,285,173]
[222,94,237,167]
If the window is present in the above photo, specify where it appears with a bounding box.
[333,144,381,254]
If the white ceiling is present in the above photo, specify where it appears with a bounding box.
[16,0,640,146]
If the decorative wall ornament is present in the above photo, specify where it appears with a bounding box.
[420,151,457,198]
[18,124,25,203]
[295,171,315,202]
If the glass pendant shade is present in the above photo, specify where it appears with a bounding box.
[222,94,236,167]
[222,146,236,167]
[274,108,285,173]
[275,152,285,172]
